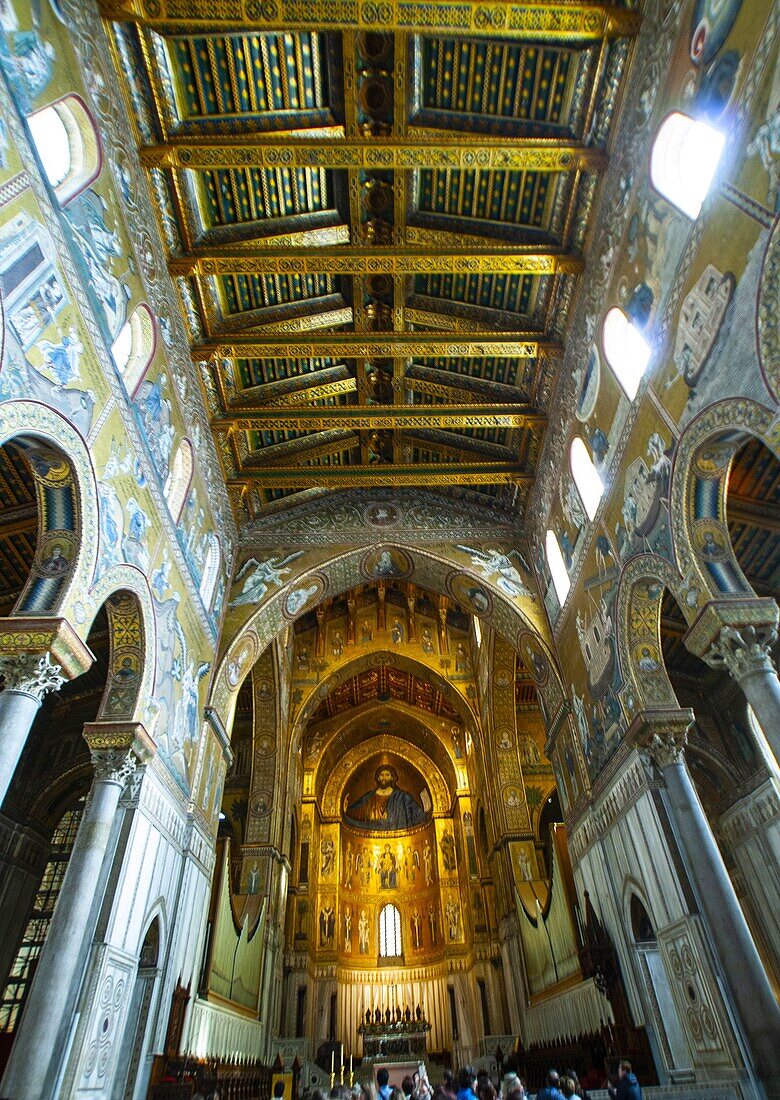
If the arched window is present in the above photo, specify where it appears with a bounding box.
[27,95,102,206]
[0,800,84,1033]
[199,534,221,608]
[164,439,194,523]
[379,904,402,958]
[111,304,156,399]
[602,307,651,401]
[570,437,604,521]
[650,112,725,220]
[545,530,570,605]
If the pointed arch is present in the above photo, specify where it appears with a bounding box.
[85,564,157,725]
[0,400,99,616]
[669,398,779,601]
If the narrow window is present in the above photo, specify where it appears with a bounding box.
[570,437,604,520]
[545,530,570,604]
[379,903,402,958]
[27,96,102,206]
[602,307,651,401]
[111,304,156,399]
[650,112,725,220]
[164,439,194,523]
[199,534,221,608]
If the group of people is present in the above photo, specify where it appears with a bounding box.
[301,1058,640,1100]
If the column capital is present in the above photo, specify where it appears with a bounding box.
[0,651,66,702]
[0,616,94,680]
[626,708,695,769]
[83,721,156,786]
[684,598,778,668]
[702,624,778,684]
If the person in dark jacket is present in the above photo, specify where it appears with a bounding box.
[607,1062,641,1100]
[456,1067,478,1100]
[378,1069,393,1100]
[535,1071,564,1100]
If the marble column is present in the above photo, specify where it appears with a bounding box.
[1,736,149,1100]
[0,652,66,806]
[642,715,780,1086]
[704,625,780,764]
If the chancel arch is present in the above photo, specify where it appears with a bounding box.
[212,541,561,736]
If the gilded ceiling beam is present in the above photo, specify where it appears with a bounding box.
[212,404,547,431]
[228,462,532,488]
[141,138,606,174]
[233,378,358,408]
[171,248,582,278]
[195,334,556,359]
[98,1,640,40]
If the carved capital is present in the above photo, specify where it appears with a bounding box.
[627,708,694,770]
[83,721,155,787]
[703,624,778,684]
[0,652,66,702]
[90,747,138,787]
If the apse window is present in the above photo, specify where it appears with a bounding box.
[570,437,604,520]
[545,529,570,604]
[602,307,651,401]
[651,112,725,220]
[27,95,102,205]
[379,903,402,958]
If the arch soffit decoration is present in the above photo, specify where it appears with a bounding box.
[214,543,562,731]
[84,563,158,725]
[308,698,461,800]
[669,397,780,602]
[0,400,99,623]
[318,730,451,820]
[615,553,687,720]
[293,646,478,740]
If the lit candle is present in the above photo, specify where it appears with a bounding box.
[350,1055,353,1074]
[341,1043,344,1067]
[331,1052,335,1075]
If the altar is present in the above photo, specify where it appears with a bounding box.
[359,1012,431,1060]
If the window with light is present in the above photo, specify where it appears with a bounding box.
[199,535,221,608]
[602,307,651,401]
[545,530,570,604]
[570,437,604,521]
[650,112,725,220]
[379,904,402,958]
[0,802,84,1033]
[111,305,156,398]
[27,96,102,205]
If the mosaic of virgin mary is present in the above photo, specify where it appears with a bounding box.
[344,764,426,830]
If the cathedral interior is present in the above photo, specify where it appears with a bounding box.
[0,0,778,1098]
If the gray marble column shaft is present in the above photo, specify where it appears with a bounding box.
[0,752,133,1100]
[0,653,66,807]
[705,625,780,765]
[662,755,780,1084]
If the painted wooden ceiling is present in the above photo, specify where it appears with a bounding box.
[111,7,637,522]
[0,444,38,616]
[307,665,461,725]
